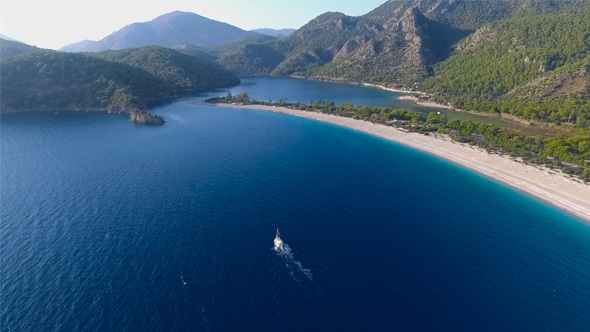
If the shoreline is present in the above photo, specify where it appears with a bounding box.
[370,83,570,134]
[215,103,590,223]
[397,95,454,110]
[364,83,457,110]
[361,83,424,95]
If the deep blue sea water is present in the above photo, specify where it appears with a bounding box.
[2,78,590,331]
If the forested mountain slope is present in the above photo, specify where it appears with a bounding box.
[423,11,590,128]
[92,46,239,91]
[0,47,239,113]
[1,52,172,113]
[0,38,45,58]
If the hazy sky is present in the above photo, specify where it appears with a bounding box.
[0,0,386,50]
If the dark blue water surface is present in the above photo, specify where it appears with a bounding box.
[2,78,590,331]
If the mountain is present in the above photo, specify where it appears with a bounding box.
[213,0,590,87]
[0,39,45,58]
[314,7,469,85]
[59,11,253,52]
[251,28,296,38]
[0,47,239,113]
[268,12,381,76]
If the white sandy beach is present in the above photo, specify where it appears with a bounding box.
[217,104,590,222]
[362,83,424,95]
[397,95,454,109]
[367,83,456,110]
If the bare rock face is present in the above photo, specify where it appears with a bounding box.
[310,5,438,86]
[397,6,435,67]
[130,110,165,124]
[334,36,369,60]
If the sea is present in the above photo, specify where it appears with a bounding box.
[1,76,589,331]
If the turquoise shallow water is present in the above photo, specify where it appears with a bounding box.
[1,78,590,331]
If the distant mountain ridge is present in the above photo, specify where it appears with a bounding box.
[252,28,296,37]
[60,11,254,52]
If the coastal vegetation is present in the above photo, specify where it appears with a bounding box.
[206,94,590,182]
[0,51,169,113]
[0,46,240,114]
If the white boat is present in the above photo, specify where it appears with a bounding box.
[274,228,284,251]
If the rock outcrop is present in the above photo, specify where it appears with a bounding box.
[130,110,165,124]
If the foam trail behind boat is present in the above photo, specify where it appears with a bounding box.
[274,229,313,283]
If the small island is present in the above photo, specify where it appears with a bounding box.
[130,110,165,125]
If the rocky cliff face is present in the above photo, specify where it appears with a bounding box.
[267,12,382,76]
[313,6,439,86]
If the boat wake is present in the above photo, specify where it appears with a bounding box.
[165,112,184,122]
[273,229,313,283]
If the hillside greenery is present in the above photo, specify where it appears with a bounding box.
[211,33,276,54]
[315,11,470,84]
[423,11,590,129]
[1,52,171,112]
[174,44,217,63]
[92,46,239,91]
[217,43,285,75]
[208,0,590,81]
[0,38,45,58]
[366,0,590,30]
[1,47,240,113]
[427,0,590,30]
